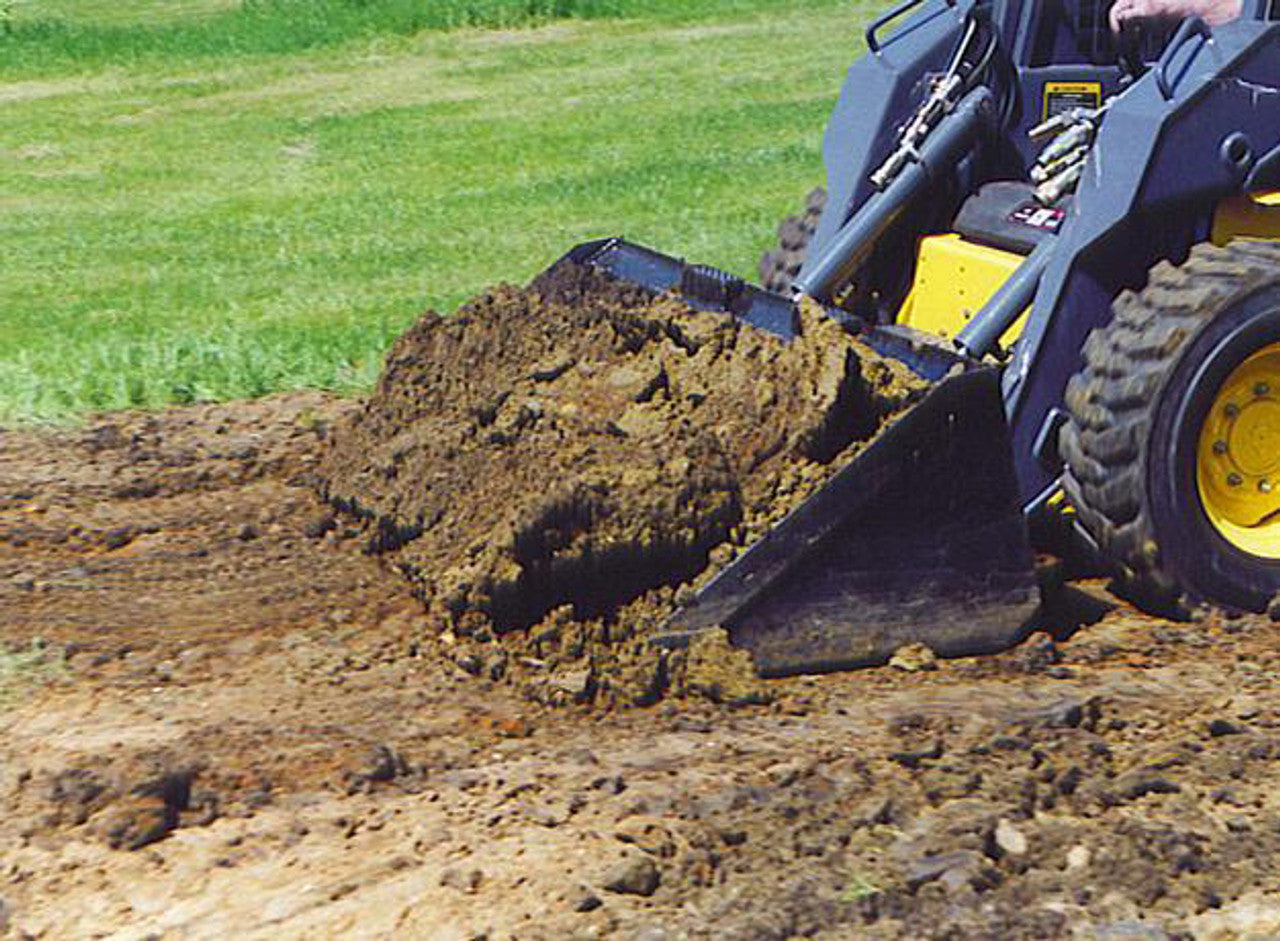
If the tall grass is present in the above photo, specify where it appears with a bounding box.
[1,0,871,423]
[2,0,793,74]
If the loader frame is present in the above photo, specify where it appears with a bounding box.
[551,0,1280,671]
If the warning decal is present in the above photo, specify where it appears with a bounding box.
[1042,81,1102,120]
[1009,201,1066,233]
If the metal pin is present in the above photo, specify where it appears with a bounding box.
[1228,473,1243,487]
[1225,403,1240,419]
[1036,123,1093,165]
[1255,382,1271,397]
[1034,162,1084,206]
[1213,440,1228,455]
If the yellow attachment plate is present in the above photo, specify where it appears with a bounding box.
[1212,192,1280,245]
[898,234,1027,343]
[1196,341,1280,559]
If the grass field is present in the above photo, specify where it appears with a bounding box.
[1,0,881,422]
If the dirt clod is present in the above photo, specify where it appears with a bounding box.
[602,852,661,896]
[889,642,938,673]
[567,884,603,912]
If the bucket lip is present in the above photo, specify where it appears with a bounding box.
[557,237,980,382]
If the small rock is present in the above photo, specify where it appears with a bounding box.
[550,669,592,702]
[1115,772,1180,802]
[1011,631,1060,673]
[1229,696,1262,720]
[765,759,806,788]
[95,798,175,851]
[888,739,944,769]
[11,572,35,591]
[889,642,938,672]
[103,528,133,550]
[1211,786,1246,806]
[614,819,675,858]
[1268,594,1280,622]
[626,929,669,941]
[994,818,1027,856]
[1038,698,1091,729]
[439,867,484,893]
[524,803,566,828]
[602,853,660,896]
[1225,815,1252,833]
[567,884,602,913]
[1208,718,1244,737]
[1066,845,1091,871]
[235,523,258,542]
[855,795,897,827]
[1094,922,1170,941]
[591,774,627,796]
[906,849,981,891]
[718,827,747,846]
[304,514,336,539]
[364,745,409,783]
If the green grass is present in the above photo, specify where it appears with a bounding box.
[1,0,879,423]
[13,0,239,28]
[3,0,833,73]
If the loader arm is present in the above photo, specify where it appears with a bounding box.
[807,0,983,270]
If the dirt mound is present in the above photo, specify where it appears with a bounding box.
[319,263,926,703]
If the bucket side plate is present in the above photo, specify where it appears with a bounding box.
[656,368,1039,676]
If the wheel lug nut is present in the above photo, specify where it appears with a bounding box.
[1228,473,1243,487]
[1262,479,1274,494]
[1225,403,1240,419]
[1255,382,1271,397]
[1213,440,1228,455]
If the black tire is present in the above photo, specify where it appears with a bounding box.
[759,187,826,294]
[1061,240,1280,613]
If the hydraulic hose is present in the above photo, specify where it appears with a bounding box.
[793,85,996,303]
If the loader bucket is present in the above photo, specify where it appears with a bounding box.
[560,238,1041,675]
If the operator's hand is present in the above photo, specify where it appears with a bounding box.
[1109,0,1242,32]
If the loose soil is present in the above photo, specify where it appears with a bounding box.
[318,263,925,706]
[2,274,1280,938]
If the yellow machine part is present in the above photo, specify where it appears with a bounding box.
[897,234,1028,344]
[1197,341,1280,559]
[899,193,1280,348]
[1211,192,1280,245]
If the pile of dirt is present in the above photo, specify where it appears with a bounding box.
[319,262,927,704]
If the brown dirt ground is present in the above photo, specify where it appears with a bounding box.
[2,282,1280,938]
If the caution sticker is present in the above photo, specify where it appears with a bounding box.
[1042,81,1102,120]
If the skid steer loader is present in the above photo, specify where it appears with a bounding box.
[549,0,1280,675]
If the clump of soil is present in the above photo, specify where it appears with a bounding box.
[319,262,925,702]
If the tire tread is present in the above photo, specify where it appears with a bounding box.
[1061,240,1280,606]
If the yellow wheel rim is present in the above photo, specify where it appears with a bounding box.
[1197,341,1280,559]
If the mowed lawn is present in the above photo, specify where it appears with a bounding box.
[1,0,878,421]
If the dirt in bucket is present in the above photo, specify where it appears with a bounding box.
[318,262,927,704]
